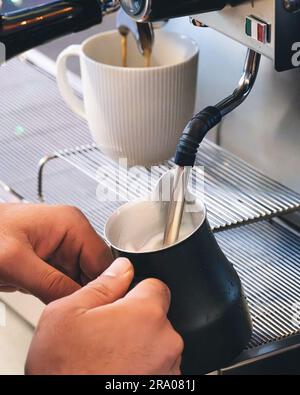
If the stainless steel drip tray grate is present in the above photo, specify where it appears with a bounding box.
[43,140,300,232]
[34,160,300,352]
[216,220,300,349]
[35,161,300,352]
[0,58,299,364]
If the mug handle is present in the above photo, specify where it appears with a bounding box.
[56,45,86,119]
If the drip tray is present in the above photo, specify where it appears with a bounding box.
[36,158,300,360]
[216,221,300,350]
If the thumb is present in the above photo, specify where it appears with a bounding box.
[66,258,134,310]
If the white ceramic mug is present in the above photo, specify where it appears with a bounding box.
[56,30,199,166]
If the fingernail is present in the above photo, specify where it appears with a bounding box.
[104,258,132,278]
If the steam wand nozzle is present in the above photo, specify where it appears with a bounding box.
[164,49,261,246]
[175,49,261,168]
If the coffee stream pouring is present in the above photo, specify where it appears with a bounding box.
[0,0,151,61]
[116,8,154,67]
[0,0,247,61]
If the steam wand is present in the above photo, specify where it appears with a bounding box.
[163,49,261,246]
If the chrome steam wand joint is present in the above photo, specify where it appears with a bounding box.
[164,49,261,247]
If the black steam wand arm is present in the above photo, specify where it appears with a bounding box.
[174,49,261,167]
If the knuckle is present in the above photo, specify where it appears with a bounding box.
[144,278,170,295]
[42,270,64,292]
[88,282,114,303]
[162,324,184,361]
[125,300,165,323]
[141,278,171,303]
[0,238,22,263]
[66,205,85,220]
[63,205,91,230]
[172,332,185,356]
[54,205,85,221]
[163,344,183,366]
[145,302,166,321]
[38,269,76,302]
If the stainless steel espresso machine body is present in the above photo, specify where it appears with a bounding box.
[122,0,300,71]
[0,0,300,375]
[2,1,300,70]
[192,0,300,71]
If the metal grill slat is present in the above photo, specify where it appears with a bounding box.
[51,141,300,232]
[216,222,300,348]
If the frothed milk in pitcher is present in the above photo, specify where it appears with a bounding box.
[124,222,195,252]
[111,196,204,254]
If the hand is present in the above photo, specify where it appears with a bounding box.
[0,203,113,303]
[26,258,184,375]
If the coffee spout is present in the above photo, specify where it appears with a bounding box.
[116,8,154,56]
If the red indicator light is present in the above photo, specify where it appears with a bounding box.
[257,24,266,43]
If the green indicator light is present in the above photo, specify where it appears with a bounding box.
[15,125,25,136]
[245,18,252,37]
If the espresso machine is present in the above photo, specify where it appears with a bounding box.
[0,0,300,374]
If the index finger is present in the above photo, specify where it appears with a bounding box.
[50,206,114,280]
[124,278,171,315]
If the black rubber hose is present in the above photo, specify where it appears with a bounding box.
[174,106,222,167]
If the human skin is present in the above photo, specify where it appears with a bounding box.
[0,203,183,374]
[26,258,184,375]
[0,203,113,303]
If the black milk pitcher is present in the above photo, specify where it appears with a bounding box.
[105,189,252,374]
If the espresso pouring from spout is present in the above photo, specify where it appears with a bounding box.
[116,8,154,56]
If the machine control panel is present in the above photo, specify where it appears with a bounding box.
[245,15,271,44]
[191,0,300,71]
